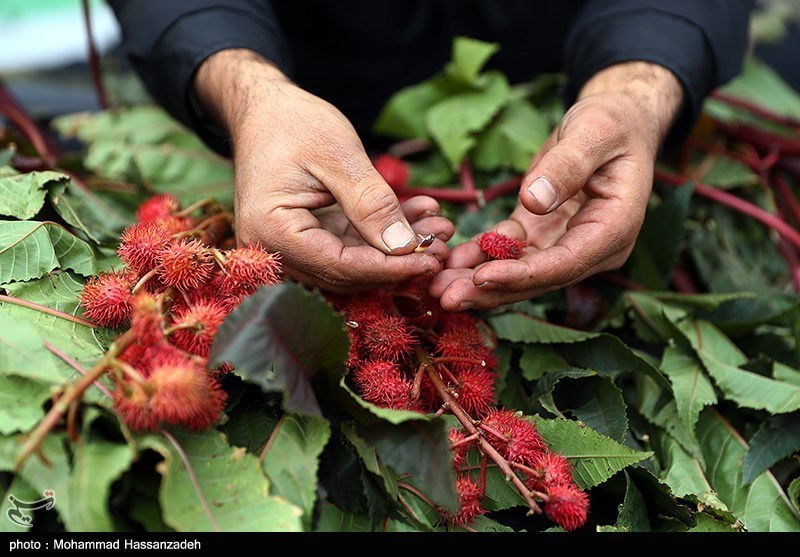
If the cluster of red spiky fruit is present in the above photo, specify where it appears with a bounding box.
[327,277,589,531]
[79,194,282,431]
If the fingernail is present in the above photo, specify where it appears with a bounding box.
[527,176,558,211]
[382,221,416,251]
[476,281,496,289]
[422,210,441,217]
[459,301,475,310]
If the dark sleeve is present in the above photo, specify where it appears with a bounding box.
[107,0,292,155]
[563,0,755,149]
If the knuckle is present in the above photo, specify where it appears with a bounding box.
[353,182,402,222]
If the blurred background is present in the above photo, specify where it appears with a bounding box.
[1,0,799,122]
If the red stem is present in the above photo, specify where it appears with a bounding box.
[715,120,800,156]
[397,481,437,510]
[0,80,59,165]
[44,341,112,398]
[711,91,800,128]
[81,0,109,109]
[460,160,479,212]
[771,172,800,227]
[654,170,800,251]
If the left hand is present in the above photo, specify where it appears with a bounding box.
[430,61,684,311]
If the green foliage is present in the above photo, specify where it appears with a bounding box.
[0,167,66,220]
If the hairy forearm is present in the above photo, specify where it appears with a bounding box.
[578,61,685,152]
[193,48,290,136]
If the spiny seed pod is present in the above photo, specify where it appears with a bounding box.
[170,299,230,357]
[439,475,485,528]
[220,244,282,298]
[158,239,214,291]
[330,290,392,328]
[526,452,574,492]
[362,315,417,362]
[351,360,415,410]
[374,154,410,190]
[135,193,180,223]
[118,222,174,274]
[453,367,496,418]
[544,483,590,531]
[113,379,157,431]
[478,231,525,260]
[79,271,132,327]
[482,409,547,466]
[129,293,165,345]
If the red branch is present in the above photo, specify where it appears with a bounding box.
[711,91,800,128]
[0,80,59,165]
[81,0,109,109]
[459,160,479,212]
[771,172,800,227]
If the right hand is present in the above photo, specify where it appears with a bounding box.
[195,49,453,292]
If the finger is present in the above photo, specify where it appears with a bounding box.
[520,111,626,215]
[400,195,443,221]
[314,143,421,255]
[429,268,475,300]
[409,215,455,243]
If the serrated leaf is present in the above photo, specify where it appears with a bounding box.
[339,379,435,425]
[675,318,800,413]
[534,368,596,417]
[374,75,460,140]
[696,410,800,531]
[68,440,133,531]
[700,156,759,189]
[741,414,800,485]
[473,98,550,172]
[553,375,628,442]
[0,376,51,434]
[615,471,650,532]
[535,417,652,489]
[355,418,457,512]
[629,182,693,289]
[445,36,499,86]
[660,345,717,437]
[519,344,570,381]
[52,105,189,144]
[314,503,427,532]
[210,283,349,416]
[140,430,303,532]
[0,221,97,284]
[0,477,39,532]
[774,361,800,386]
[340,422,399,505]
[427,72,510,169]
[488,312,599,344]
[689,513,742,532]
[0,313,62,383]
[0,167,66,219]
[219,409,277,454]
[48,180,132,245]
[626,466,694,528]
[789,478,800,514]
[261,413,331,527]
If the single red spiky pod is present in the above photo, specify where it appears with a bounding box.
[118,222,173,274]
[544,483,590,531]
[155,214,197,235]
[117,340,182,378]
[328,290,393,328]
[113,379,158,431]
[148,354,226,430]
[362,314,417,362]
[129,292,165,345]
[135,193,180,223]
[437,311,480,333]
[351,360,416,410]
[449,428,476,471]
[79,271,132,327]
[439,475,486,528]
[434,324,488,361]
[158,239,215,291]
[526,452,574,493]
[482,409,547,466]
[374,154,410,190]
[453,367,497,418]
[219,244,282,298]
[478,231,525,261]
[169,299,230,358]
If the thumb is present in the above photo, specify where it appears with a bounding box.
[320,147,419,255]
[520,116,624,215]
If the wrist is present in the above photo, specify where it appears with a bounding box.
[578,61,684,149]
[193,48,290,136]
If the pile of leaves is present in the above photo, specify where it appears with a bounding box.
[1,37,800,532]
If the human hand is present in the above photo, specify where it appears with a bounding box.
[430,61,684,310]
[194,49,453,292]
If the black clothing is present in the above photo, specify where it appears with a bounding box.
[108,0,754,155]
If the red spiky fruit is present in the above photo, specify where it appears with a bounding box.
[80,271,132,327]
[526,452,574,492]
[118,222,173,274]
[362,315,417,362]
[544,483,590,531]
[478,231,525,260]
[482,409,547,466]
[135,193,180,223]
[129,293,165,345]
[329,290,392,328]
[158,239,214,291]
[220,245,282,298]
[374,154,409,190]
[439,475,486,528]
[351,360,415,410]
[453,367,497,418]
[170,299,230,357]
[393,276,440,329]
[113,379,158,431]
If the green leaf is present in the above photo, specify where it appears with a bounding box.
[445,36,499,86]
[219,408,277,454]
[210,284,349,416]
[659,345,717,437]
[629,182,693,289]
[314,504,426,532]
[68,440,133,531]
[700,156,759,189]
[741,414,800,485]
[48,180,132,245]
[339,379,437,425]
[714,57,800,121]
[140,430,303,532]
[519,344,571,381]
[427,72,510,169]
[0,376,51,434]
[0,167,67,219]
[626,466,694,528]
[261,413,331,528]
[689,513,742,532]
[615,471,651,532]
[534,368,595,417]
[488,312,599,344]
[355,418,457,512]
[0,313,62,384]
[374,75,460,140]
[553,375,628,442]
[53,105,189,144]
[774,361,800,386]
[789,477,800,514]
[0,221,97,284]
[535,417,652,489]
[696,410,800,532]
[675,318,800,413]
[0,477,39,532]
[473,98,550,172]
